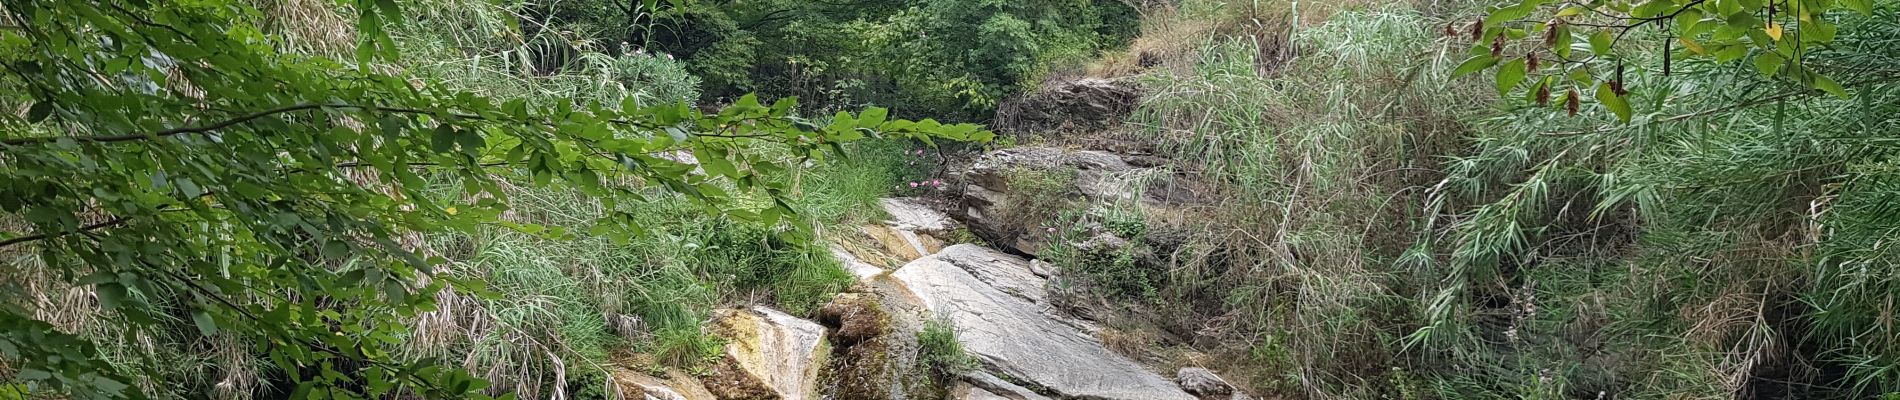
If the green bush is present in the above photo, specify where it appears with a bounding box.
[918,317,977,375]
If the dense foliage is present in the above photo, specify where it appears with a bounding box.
[6,0,1898,399]
[0,0,987,398]
[1097,1,1900,398]
[1455,0,1877,121]
[515,0,1141,119]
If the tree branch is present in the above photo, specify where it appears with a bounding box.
[0,102,784,146]
[1542,76,1891,137]
[0,216,131,249]
[2,103,330,145]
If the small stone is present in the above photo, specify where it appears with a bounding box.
[1027,259,1055,278]
[1175,367,1234,397]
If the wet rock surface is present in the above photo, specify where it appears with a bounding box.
[705,307,828,400]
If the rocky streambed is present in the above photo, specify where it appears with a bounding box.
[613,143,1250,400]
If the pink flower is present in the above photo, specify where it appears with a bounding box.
[931,179,943,186]
[909,182,919,188]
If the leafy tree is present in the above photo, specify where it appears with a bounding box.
[523,0,1139,119]
[0,1,988,398]
[1453,0,1878,121]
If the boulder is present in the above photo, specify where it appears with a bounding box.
[959,147,1153,255]
[993,78,1139,136]
[704,307,828,400]
[1176,367,1235,398]
[611,368,716,400]
[889,244,1194,400]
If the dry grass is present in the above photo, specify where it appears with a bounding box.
[1087,0,1386,79]
[249,0,356,56]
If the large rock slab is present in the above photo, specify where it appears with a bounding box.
[705,307,828,400]
[890,245,1194,400]
[952,372,1053,400]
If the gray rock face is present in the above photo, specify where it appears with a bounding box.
[880,198,956,235]
[956,372,1054,400]
[890,244,1194,400]
[993,78,1140,136]
[1176,367,1235,397]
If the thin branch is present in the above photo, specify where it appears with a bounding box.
[0,216,132,249]
[3,103,334,145]
[0,102,779,146]
[1542,77,1891,137]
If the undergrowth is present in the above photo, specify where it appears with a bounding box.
[1107,1,1900,399]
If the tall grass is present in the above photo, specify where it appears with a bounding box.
[1123,3,1475,396]
[1118,1,1900,399]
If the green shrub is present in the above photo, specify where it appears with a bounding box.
[918,317,977,375]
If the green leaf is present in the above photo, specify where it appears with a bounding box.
[25,101,52,123]
[322,240,350,258]
[1752,52,1783,77]
[1589,31,1613,56]
[1674,8,1703,31]
[1496,58,1527,94]
[192,310,218,336]
[1452,55,1498,78]
[1594,82,1632,122]
[456,129,487,156]
[1843,0,1873,14]
[694,147,739,178]
[96,282,127,311]
[16,369,51,381]
[431,125,456,153]
[1631,0,1677,18]
[1485,4,1532,27]
[857,107,888,130]
[1811,73,1848,98]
